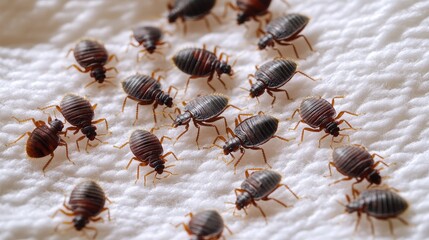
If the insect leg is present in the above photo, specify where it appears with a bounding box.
[244,168,265,178]
[42,153,55,174]
[275,40,299,59]
[67,64,88,73]
[294,70,317,81]
[59,139,73,164]
[295,34,314,51]
[92,118,109,131]
[6,132,31,146]
[161,151,180,161]
[125,157,139,170]
[184,76,200,94]
[249,146,271,168]
[300,127,323,144]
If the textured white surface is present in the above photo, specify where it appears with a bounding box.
[1,0,429,239]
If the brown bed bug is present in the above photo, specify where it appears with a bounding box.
[67,38,118,87]
[7,116,72,173]
[173,93,241,149]
[289,96,358,147]
[248,58,315,104]
[343,189,409,235]
[211,112,291,171]
[178,210,232,240]
[172,45,234,93]
[329,145,388,196]
[53,180,111,239]
[167,0,220,34]
[114,129,179,186]
[224,0,272,27]
[39,94,109,152]
[258,13,313,58]
[128,26,170,60]
[234,169,298,221]
[121,72,177,125]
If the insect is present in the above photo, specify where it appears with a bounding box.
[167,0,220,34]
[121,72,176,124]
[248,58,315,104]
[39,94,109,152]
[212,112,291,170]
[173,93,241,149]
[114,129,178,186]
[67,38,118,87]
[329,145,388,196]
[344,189,408,235]
[224,0,272,27]
[178,210,232,240]
[234,169,298,221]
[258,13,312,58]
[7,116,71,173]
[53,180,111,239]
[128,26,169,60]
[173,45,234,93]
[289,96,358,147]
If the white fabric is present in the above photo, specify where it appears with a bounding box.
[1,0,428,239]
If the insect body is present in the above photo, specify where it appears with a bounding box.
[68,39,118,87]
[7,117,71,173]
[173,46,233,92]
[330,145,387,195]
[289,96,358,147]
[258,14,312,58]
[248,59,315,104]
[173,94,240,148]
[234,169,298,220]
[167,0,219,33]
[121,73,175,124]
[115,130,178,185]
[40,94,109,152]
[181,210,231,240]
[129,26,169,60]
[213,113,290,170]
[345,189,408,235]
[225,0,272,25]
[53,181,110,239]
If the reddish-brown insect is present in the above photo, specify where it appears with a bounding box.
[173,45,234,93]
[39,94,109,152]
[329,145,388,196]
[53,180,111,239]
[343,189,409,235]
[177,210,232,239]
[67,38,118,87]
[289,96,358,147]
[167,0,221,34]
[7,116,72,173]
[114,129,179,186]
[128,26,170,60]
[224,0,272,26]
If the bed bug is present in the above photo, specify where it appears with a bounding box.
[53,180,111,239]
[211,113,291,170]
[258,13,313,58]
[173,93,241,149]
[224,0,272,27]
[344,189,409,235]
[234,169,298,221]
[114,129,179,186]
[289,96,358,147]
[39,94,109,152]
[248,59,315,104]
[128,26,170,60]
[329,145,388,196]
[167,0,220,34]
[67,38,118,87]
[173,45,234,93]
[121,72,177,125]
[7,116,72,173]
[178,210,232,240]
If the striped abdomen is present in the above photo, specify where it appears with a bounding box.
[185,94,229,121]
[74,39,108,69]
[347,189,408,219]
[133,26,162,45]
[189,210,224,239]
[69,181,106,218]
[333,145,374,178]
[299,97,336,128]
[237,0,271,16]
[122,74,162,104]
[255,59,297,88]
[26,125,60,158]
[234,115,279,147]
[241,170,281,200]
[129,130,164,163]
[173,48,218,77]
[266,14,309,40]
[60,94,94,128]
